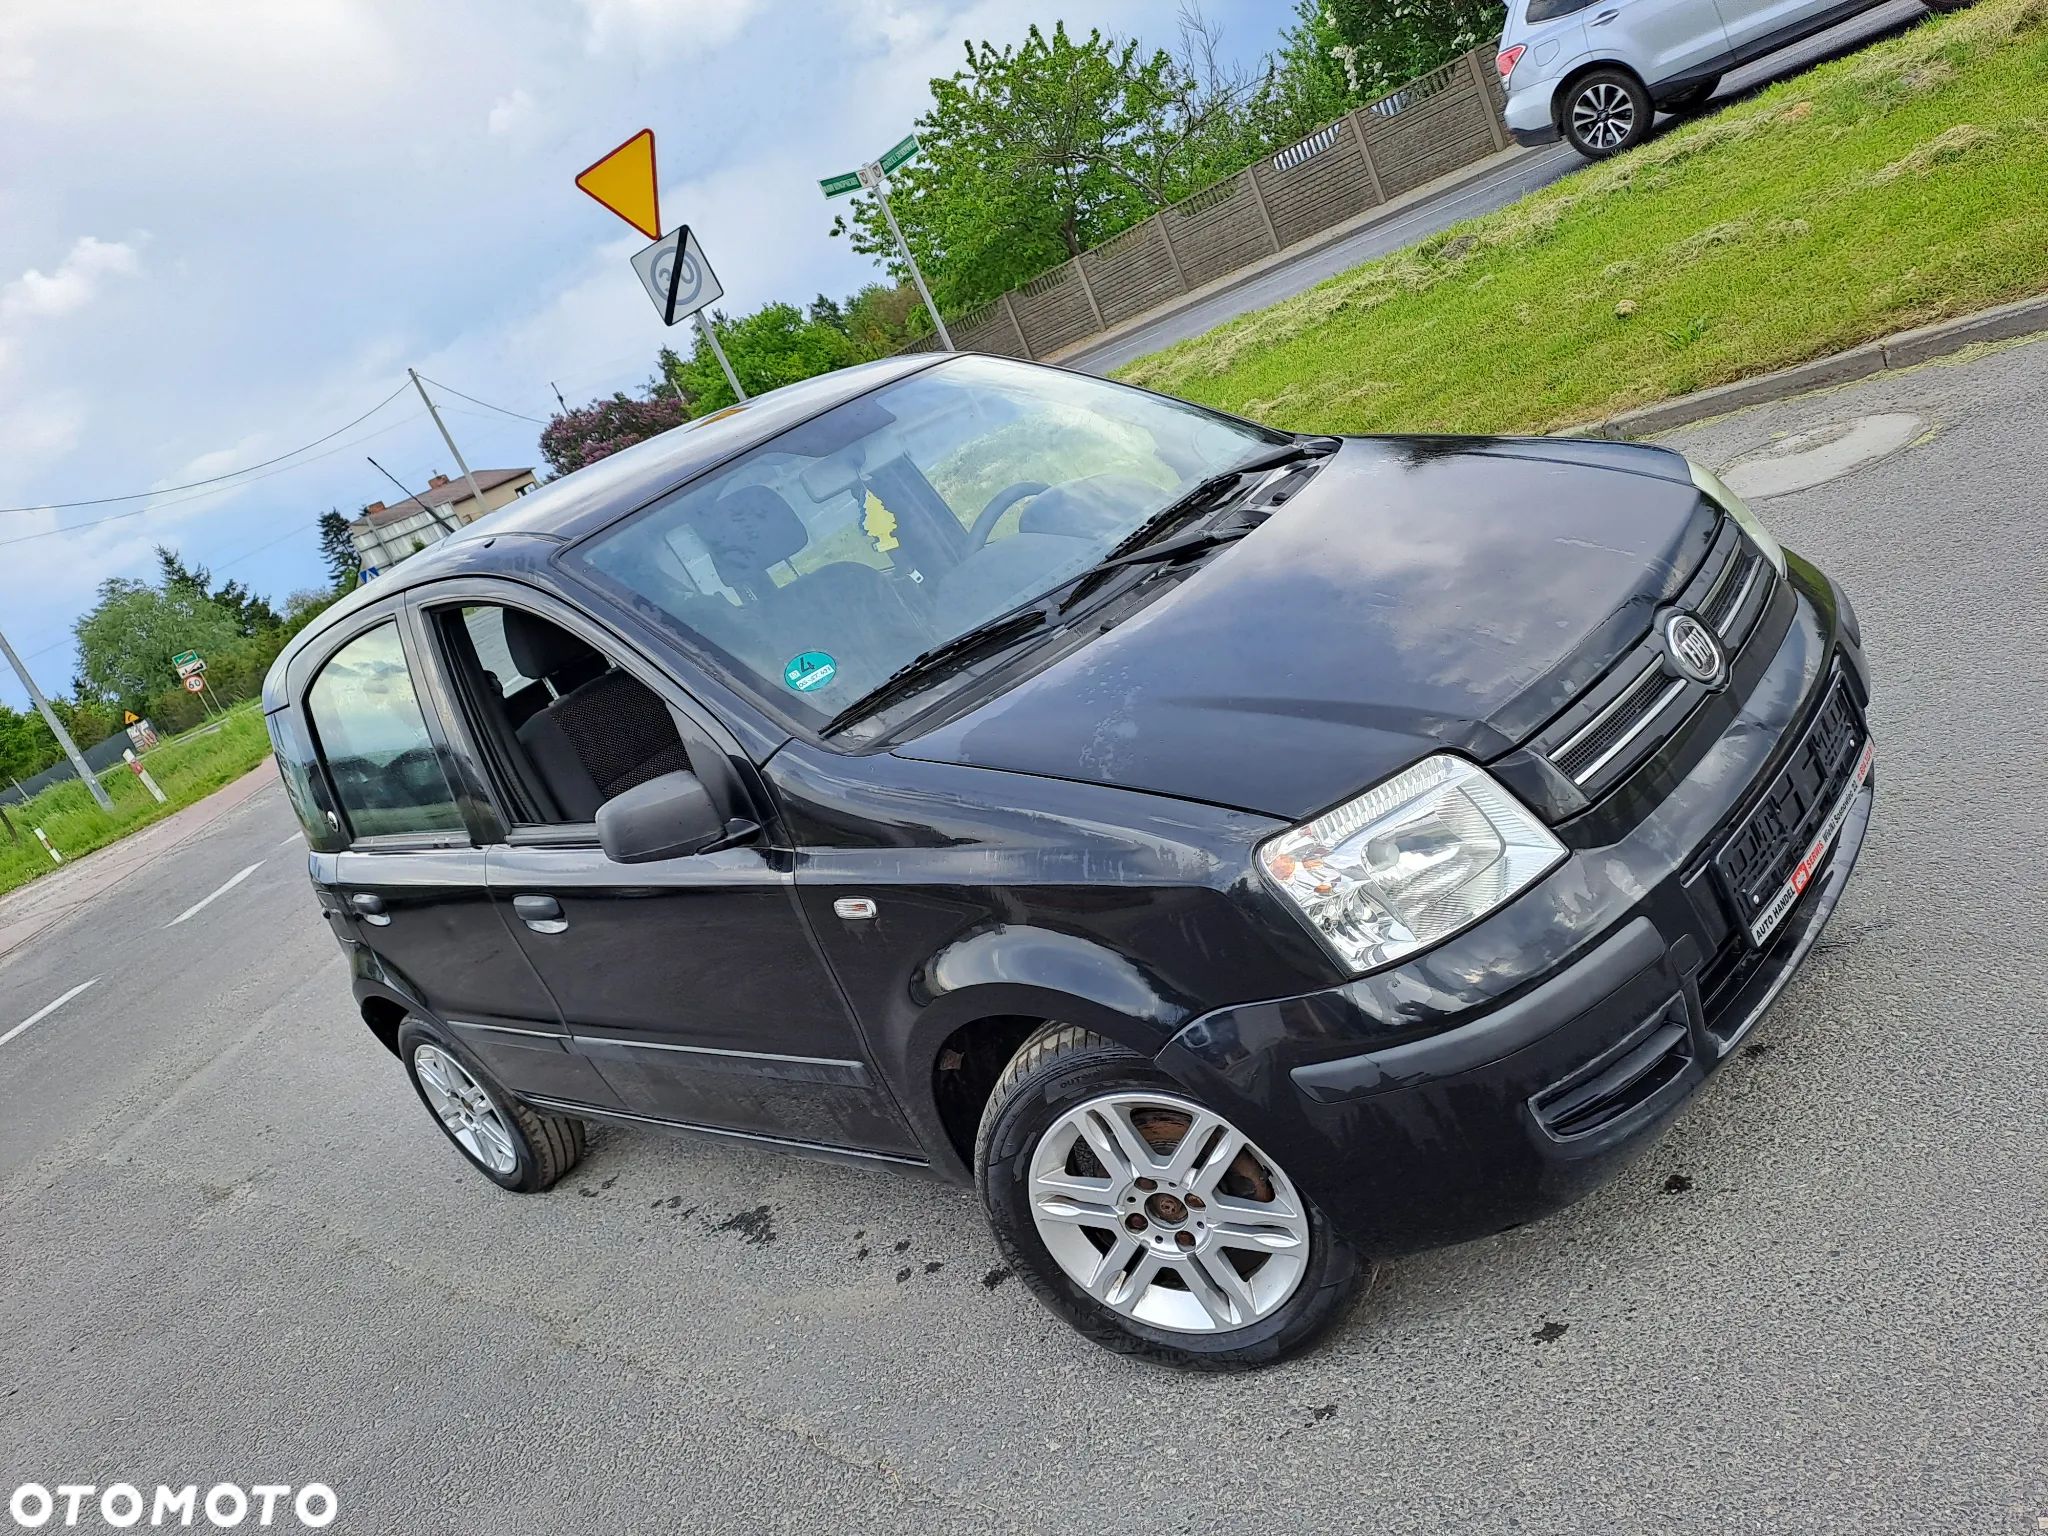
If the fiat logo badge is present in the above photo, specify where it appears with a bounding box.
[1663,612,1725,686]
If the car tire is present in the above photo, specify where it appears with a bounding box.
[398,1018,584,1192]
[1561,69,1653,158]
[975,1023,1361,1370]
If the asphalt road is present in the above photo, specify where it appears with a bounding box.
[3,335,2042,1533]
[1067,0,1934,375]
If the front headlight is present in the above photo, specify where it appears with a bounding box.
[1258,755,1566,976]
[1688,459,1786,578]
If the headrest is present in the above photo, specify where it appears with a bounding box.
[687,483,808,587]
[502,609,600,681]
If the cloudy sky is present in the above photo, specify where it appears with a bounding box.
[0,0,1284,708]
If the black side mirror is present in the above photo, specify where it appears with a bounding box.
[596,771,730,864]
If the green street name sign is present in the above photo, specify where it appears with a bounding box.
[819,170,862,199]
[879,134,920,173]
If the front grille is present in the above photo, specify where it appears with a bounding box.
[1534,521,1775,797]
[1551,667,1686,784]
[1701,543,1762,633]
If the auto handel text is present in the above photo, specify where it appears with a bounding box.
[7,1484,337,1530]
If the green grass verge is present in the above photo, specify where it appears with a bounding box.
[1117,0,2048,434]
[0,703,274,899]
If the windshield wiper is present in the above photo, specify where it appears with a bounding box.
[1054,440,1321,614]
[820,604,1052,734]
[821,440,1329,735]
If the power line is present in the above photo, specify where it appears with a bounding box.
[413,374,547,425]
[0,381,414,515]
[10,511,339,665]
[0,410,428,551]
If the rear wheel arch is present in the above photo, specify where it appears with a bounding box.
[360,994,406,1057]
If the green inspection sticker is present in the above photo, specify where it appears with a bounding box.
[783,651,838,693]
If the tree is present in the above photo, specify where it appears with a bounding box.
[283,588,341,632]
[807,293,847,331]
[1252,2,1355,144]
[1310,0,1506,103]
[317,509,359,590]
[841,283,929,354]
[831,22,1252,311]
[72,577,243,709]
[0,704,60,783]
[660,302,862,414]
[537,392,689,477]
[156,545,282,635]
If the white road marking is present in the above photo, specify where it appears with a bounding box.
[1,978,101,1049]
[277,831,304,847]
[165,861,264,928]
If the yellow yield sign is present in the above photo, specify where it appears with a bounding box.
[575,129,660,241]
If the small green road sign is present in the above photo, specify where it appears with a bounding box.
[879,134,920,173]
[172,651,199,667]
[819,170,862,199]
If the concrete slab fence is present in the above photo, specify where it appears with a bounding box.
[901,48,1509,362]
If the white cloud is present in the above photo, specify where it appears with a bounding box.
[0,235,141,323]
[0,396,85,465]
[487,87,538,137]
[575,0,767,57]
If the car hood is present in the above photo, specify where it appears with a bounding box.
[893,436,1715,820]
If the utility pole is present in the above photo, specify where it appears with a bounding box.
[693,312,747,403]
[409,369,490,522]
[367,456,462,538]
[0,625,112,810]
[550,380,569,412]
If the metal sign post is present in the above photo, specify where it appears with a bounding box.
[629,223,744,401]
[823,137,950,350]
[693,313,744,403]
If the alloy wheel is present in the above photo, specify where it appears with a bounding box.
[1572,82,1636,151]
[414,1044,519,1175]
[1027,1091,1310,1334]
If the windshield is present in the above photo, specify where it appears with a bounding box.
[569,354,1281,728]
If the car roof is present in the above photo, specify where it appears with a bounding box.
[265,352,948,711]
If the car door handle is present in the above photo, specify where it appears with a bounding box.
[514,894,568,934]
[1590,8,1618,22]
[350,892,391,926]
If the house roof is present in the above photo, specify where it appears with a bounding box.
[356,468,534,528]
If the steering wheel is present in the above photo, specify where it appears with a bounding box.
[965,481,1050,550]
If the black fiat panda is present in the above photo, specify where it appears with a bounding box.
[267,354,1873,1368]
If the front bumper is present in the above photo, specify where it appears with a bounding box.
[1157,559,1873,1256]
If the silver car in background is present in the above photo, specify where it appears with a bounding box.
[1497,0,1969,158]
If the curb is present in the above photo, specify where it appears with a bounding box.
[1568,293,2048,439]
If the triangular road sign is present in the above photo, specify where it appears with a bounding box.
[575,129,661,241]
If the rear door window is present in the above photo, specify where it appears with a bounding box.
[306,621,466,840]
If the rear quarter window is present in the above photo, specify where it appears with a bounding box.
[305,621,466,840]
[1525,0,1597,21]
